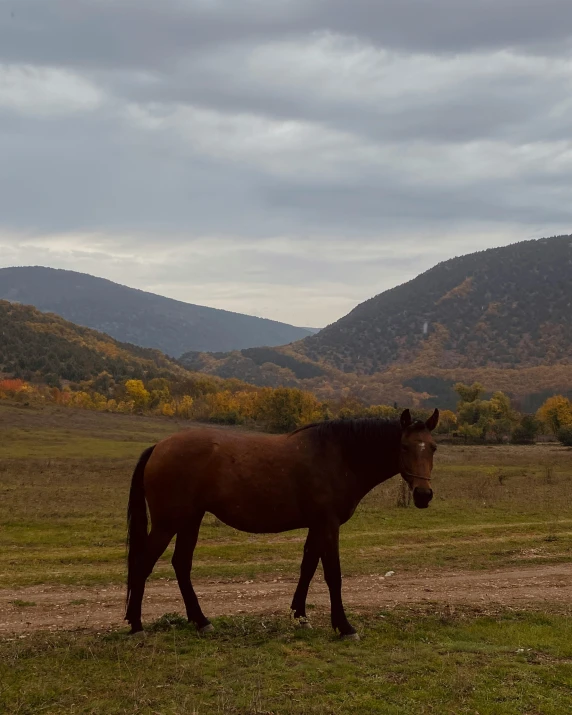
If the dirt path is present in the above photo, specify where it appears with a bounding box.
[2,563,572,635]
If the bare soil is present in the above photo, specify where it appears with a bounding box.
[2,564,572,636]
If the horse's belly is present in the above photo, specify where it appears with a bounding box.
[210,500,304,534]
[207,478,305,534]
[217,513,304,534]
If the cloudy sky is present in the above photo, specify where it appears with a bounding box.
[1,1,571,327]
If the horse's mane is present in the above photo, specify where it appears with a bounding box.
[290,417,428,445]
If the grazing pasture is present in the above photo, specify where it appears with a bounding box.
[1,401,572,713]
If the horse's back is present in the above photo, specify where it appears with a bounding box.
[143,426,312,532]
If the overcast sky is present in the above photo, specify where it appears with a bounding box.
[1,1,571,327]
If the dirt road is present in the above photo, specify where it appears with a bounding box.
[2,563,572,635]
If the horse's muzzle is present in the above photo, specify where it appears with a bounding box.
[413,487,433,509]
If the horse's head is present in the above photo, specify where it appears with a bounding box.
[399,408,439,509]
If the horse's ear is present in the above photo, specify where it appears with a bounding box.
[425,408,439,432]
[400,409,412,430]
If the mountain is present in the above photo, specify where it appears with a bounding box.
[0,299,185,385]
[297,234,572,374]
[0,267,315,356]
[181,235,572,410]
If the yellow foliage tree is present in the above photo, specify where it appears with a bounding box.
[69,391,94,409]
[116,399,135,414]
[254,387,325,432]
[160,401,175,417]
[435,409,457,434]
[124,379,150,412]
[175,395,194,419]
[90,391,108,410]
[536,395,572,434]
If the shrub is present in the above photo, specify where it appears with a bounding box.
[557,425,572,447]
[208,410,244,425]
[511,415,541,444]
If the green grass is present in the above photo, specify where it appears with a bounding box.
[1,402,572,588]
[2,610,572,714]
[0,428,153,459]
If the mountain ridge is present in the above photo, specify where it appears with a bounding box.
[0,266,315,356]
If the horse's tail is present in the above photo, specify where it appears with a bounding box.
[125,445,155,616]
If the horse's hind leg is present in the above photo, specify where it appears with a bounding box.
[172,513,212,633]
[291,529,320,626]
[126,526,174,633]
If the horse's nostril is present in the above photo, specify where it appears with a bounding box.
[413,487,433,508]
[414,487,432,498]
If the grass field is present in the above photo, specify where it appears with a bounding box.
[1,400,572,713]
[3,610,572,714]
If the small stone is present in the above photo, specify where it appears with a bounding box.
[385,571,395,578]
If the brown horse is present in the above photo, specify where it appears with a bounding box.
[125,408,439,639]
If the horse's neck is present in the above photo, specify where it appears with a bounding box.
[356,465,399,500]
[347,440,400,498]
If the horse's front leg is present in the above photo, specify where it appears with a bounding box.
[319,521,358,640]
[291,529,320,627]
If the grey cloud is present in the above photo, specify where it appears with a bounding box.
[3,0,572,71]
[318,0,572,55]
[1,101,570,239]
[112,58,571,145]
[0,110,287,235]
[3,1,572,149]
[263,174,572,229]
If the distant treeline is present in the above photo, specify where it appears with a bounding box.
[2,377,571,445]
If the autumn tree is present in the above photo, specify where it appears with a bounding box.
[255,387,326,433]
[69,391,95,410]
[124,379,150,412]
[204,390,246,425]
[454,382,485,405]
[92,371,115,395]
[456,383,517,442]
[536,395,572,435]
[434,409,457,434]
[174,395,194,419]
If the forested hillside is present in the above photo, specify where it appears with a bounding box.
[0,300,182,386]
[297,234,572,374]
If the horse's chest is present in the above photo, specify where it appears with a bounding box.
[338,500,359,525]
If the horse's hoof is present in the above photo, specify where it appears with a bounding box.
[340,632,360,641]
[131,629,146,639]
[198,623,214,635]
[295,620,313,630]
